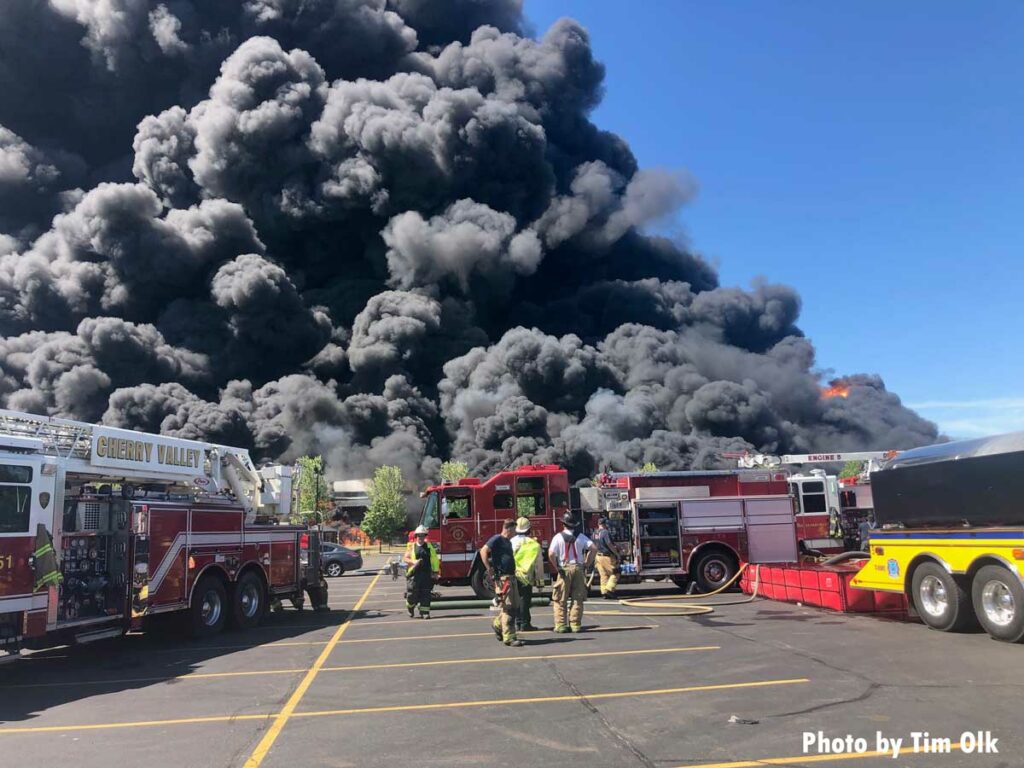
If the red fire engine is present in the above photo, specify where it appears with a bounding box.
[730,451,898,553]
[0,410,321,656]
[580,469,800,592]
[415,465,570,598]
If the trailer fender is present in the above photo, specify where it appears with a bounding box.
[966,555,1024,587]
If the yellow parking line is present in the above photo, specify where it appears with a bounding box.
[0,713,271,734]
[0,646,714,690]
[291,678,810,718]
[0,678,808,735]
[243,572,381,768]
[677,743,962,768]
[321,646,718,673]
[335,625,659,644]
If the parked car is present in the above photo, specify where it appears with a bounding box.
[320,543,363,577]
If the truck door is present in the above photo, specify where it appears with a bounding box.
[440,488,474,577]
[0,458,55,604]
[514,476,550,545]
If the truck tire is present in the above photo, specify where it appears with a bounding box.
[971,565,1024,642]
[691,550,737,593]
[470,568,496,600]
[911,562,974,632]
[190,575,228,638]
[231,570,267,630]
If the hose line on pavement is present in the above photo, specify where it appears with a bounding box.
[586,563,761,617]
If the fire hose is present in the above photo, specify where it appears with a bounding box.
[585,563,761,617]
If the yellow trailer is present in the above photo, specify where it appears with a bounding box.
[851,430,1024,642]
[852,530,1024,641]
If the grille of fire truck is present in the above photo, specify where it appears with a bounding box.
[0,409,98,459]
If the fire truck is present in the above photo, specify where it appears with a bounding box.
[415,465,571,598]
[730,451,898,553]
[579,469,800,592]
[0,409,321,655]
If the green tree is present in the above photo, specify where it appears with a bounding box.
[362,465,408,551]
[295,455,330,524]
[440,460,469,484]
[638,462,658,474]
[839,460,863,479]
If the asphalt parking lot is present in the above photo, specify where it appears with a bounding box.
[1,561,1021,768]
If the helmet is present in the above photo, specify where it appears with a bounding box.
[414,525,429,536]
[598,517,610,527]
[561,512,576,528]
[515,516,532,534]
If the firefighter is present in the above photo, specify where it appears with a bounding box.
[592,517,621,599]
[511,516,543,632]
[548,512,596,633]
[481,519,523,647]
[32,523,61,592]
[403,525,439,618]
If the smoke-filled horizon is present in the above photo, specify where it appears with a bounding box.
[0,0,938,483]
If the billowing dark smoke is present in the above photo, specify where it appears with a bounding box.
[0,0,938,483]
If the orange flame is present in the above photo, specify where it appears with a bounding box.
[821,383,850,399]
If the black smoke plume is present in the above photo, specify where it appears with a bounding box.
[0,0,938,482]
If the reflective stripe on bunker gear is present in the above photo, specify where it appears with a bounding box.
[32,524,62,591]
[513,538,542,586]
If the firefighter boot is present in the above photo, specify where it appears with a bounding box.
[407,603,415,618]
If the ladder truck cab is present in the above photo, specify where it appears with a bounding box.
[0,409,323,656]
[853,432,1024,642]
[415,465,571,599]
[580,469,800,593]
[732,451,898,553]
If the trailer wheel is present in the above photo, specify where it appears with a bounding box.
[470,568,496,600]
[190,576,228,638]
[231,570,266,630]
[691,550,737,593]
[911,562,974,632]
[972,565,1024,642]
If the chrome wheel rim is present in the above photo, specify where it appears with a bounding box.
[201,589,222,626]
[704,559,727,585]
[239,582,261,619]
[981,580,1015,627]
[919,574,948,617]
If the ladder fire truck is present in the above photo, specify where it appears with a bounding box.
[0,409,322,656]
[415,465,571,598]
[729,451,899,553]
[579,469,800,592]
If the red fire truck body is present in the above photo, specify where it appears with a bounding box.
[415,465,570,597]
[0,410,316,654]
[581,469,799,592]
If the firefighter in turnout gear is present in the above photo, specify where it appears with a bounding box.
[481,519,523,647]
[403,525,439,618]
[32,524,61,591]
[548,512,596,633]
[592,517,621,599]
[511,516,544,632]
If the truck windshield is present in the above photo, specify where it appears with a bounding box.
[420,492,439,528]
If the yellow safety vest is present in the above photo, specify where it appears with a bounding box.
[406,541,440,576]
[514,538,542,586]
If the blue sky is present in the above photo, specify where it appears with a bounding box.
[524,1,1024,438]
